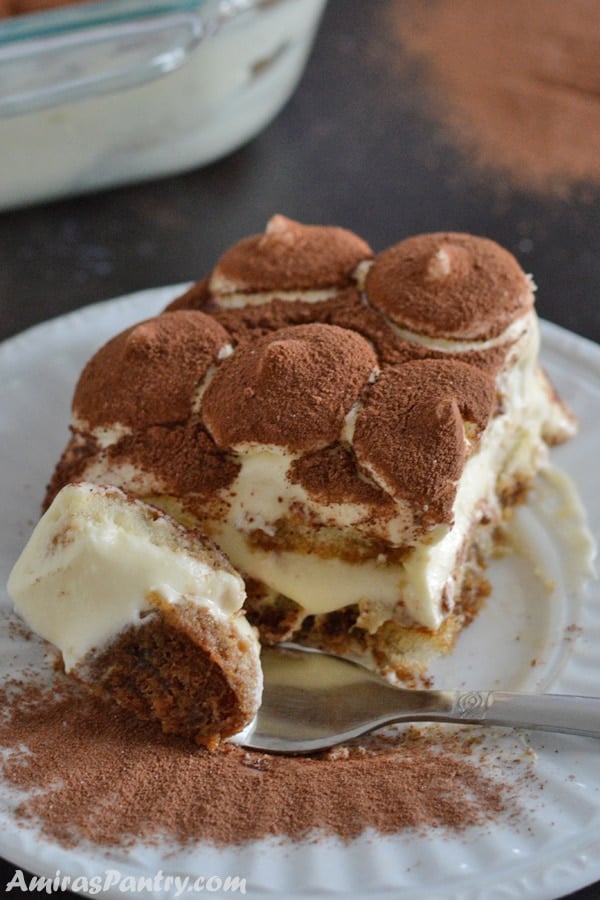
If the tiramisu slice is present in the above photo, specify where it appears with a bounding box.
[8,482,262,746]
[43,216,574,683]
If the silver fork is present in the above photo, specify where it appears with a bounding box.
[241,645,600,754]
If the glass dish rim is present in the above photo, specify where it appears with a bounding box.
[0,0,272,46]
[0,0,298,116]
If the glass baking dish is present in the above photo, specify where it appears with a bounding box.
[0,0,327,209]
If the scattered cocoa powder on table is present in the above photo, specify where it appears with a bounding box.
[391,0,600,195]
[0,672,532,850]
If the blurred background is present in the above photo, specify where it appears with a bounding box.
[0,1,599,897]
[1,0,599,347]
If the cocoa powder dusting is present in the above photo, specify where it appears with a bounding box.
[393,0,600,194]
[73,312,230,431]
[202,323,377,453]
[353,359,495,524]
[365,232,532,341]
[0,0,82,16]
[211,215,373,293]
[0,672,532,850]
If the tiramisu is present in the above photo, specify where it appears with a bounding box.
[36,216,575,683]
[7,482,262,747]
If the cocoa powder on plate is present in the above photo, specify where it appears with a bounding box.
[0,671,533,849]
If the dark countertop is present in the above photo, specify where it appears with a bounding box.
[0,1,598,897]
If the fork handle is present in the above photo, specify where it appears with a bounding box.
[436,690,600,738]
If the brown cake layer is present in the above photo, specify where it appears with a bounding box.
[42,216,575,684]
[10,482,262,746]
[75,593,261,748]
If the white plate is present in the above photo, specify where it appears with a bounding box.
[1,287,600,900]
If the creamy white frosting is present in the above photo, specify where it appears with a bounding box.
[387,310,532,354]
[210,287,338,309]
[65,311,575,636]
[7,483,252,671]
[206,315,570,631]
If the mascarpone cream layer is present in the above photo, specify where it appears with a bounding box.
[64,313,568,634]
[211,287,339,308]
[209,315,564,630]
[8,483,250,671]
